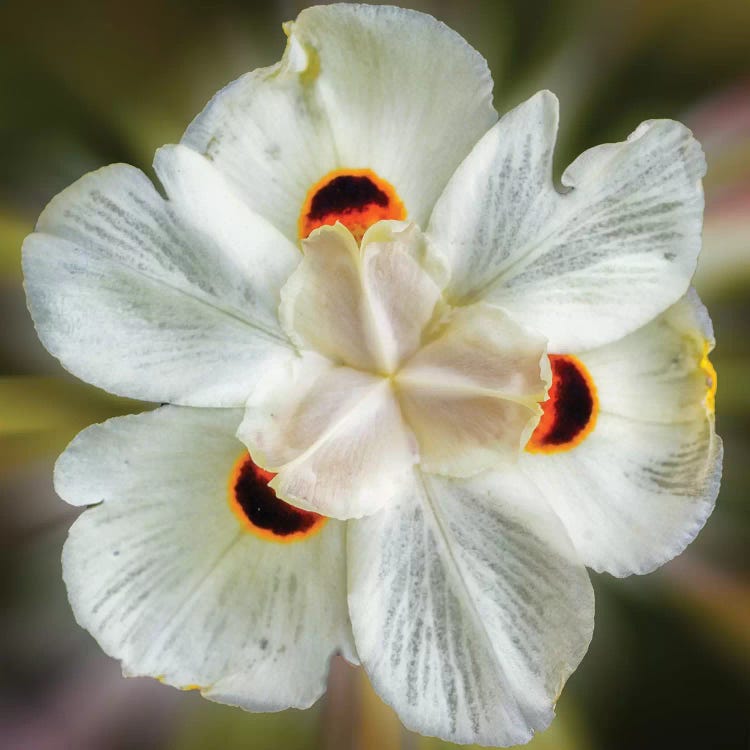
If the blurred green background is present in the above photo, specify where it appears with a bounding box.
[1,1,749,748]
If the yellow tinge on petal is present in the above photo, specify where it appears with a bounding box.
[701,342,718,414]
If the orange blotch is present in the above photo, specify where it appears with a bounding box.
[227,452,327,543]
[299,168,406,242]
[526,355,598,454]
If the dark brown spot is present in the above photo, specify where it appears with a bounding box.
[229,454,325,540]
[527,355,597,453]
[299,168,406,241]
[308,174,389,221]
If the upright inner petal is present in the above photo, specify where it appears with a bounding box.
[396,303,550,476]
[281,222,442,375]
[526,355,598,453]
[228,452,326,542]
[299,169,406,242]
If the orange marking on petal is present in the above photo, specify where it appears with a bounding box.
[526,355,598,454]
[299,168,406,242]
[227,452,327,543]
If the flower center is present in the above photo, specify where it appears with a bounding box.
[299,169,406,242]
[526,355,598,453]
[228,452,327,542]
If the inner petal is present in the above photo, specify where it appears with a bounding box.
[299,169,406,242]
[395,303,550,476]
[281,222,441,375]
[228,452,326,542]
[526,355,598,454]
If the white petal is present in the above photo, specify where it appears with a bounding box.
[239,363,418,520]
[396,303,550,476]
[154,144,300,335]
[183,4,496,240]
[520,292,721,576]
[428,91,706,350]
[280,223,442,374]
[348,469,593,746]
[57,407,355,710]
[23,160,298,406]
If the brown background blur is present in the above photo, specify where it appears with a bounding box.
[1,1,749,749]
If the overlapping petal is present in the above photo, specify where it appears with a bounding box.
[396,303,550,476]
[239,359,418,520]
[255,222,550,517]
[57,407,355,710]
[182,4,497,240]
[23,148,299,406]
[428,91,706,351]
[280,222,442,373]
[348,468,594,746]
[520,291,721,576]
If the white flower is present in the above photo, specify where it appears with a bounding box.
[22,4,721,747]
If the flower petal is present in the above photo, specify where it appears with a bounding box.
[428,91,706,350]
[348,469,594,746]
[520,291,722,576]
[23,156,299,406]
[280,223,442,374]
[57,407,354,709]
[239,362,418,520]
[396,303,550,476]
[182,4,496,240]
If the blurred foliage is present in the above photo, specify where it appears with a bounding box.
[0,1,748,749]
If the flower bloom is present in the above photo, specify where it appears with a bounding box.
[23,4,721,746]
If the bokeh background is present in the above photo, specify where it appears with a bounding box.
[1,1,749,748]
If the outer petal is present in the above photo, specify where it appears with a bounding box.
[520,291,722,576]
[239,360,418,520]
[23,152,299,406]
[428,91,706,350]
[280,223,442,374]
[396,303,550,476]
[348,469,594,746]
[182,4,497,240]
[57,407,355,710]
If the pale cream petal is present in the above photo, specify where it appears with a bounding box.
[396,304,550,476]
[239,365,418,520]
[279,224,376,370]
[280,222,442,374]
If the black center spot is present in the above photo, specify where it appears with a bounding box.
[542,357,594,445]
[233,457,322,537]
[308,174,389,220]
